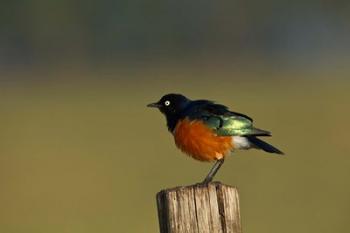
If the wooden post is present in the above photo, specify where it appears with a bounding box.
[156,182,242,233]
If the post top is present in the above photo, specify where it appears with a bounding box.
[157,181,238,196]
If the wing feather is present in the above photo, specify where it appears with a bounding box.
[185,101,270,136]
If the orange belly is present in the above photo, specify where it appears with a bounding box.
[173,118,234,161]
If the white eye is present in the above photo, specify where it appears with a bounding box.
[164,100,171,106]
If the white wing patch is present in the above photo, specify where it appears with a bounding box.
[233,136,251,149]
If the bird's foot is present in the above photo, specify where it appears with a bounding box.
[198,177,213,186]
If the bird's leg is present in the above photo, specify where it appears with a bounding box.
[201,158,225,184]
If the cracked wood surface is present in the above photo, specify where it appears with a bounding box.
[156,182,241,233]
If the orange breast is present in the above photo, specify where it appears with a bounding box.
[173,118,234,161]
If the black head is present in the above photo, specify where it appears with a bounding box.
[147,93,190,115]
[147,93,191,131]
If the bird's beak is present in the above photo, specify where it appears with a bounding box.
[147,102,161,108]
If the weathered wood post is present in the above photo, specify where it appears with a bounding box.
[156,182,242,233]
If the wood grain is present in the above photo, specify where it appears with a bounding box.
[156,182,241,233]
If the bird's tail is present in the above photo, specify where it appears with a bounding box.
[247,136,284,155]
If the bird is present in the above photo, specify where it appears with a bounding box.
[147,93,283,184]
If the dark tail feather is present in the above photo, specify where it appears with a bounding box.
[247,136,284,155]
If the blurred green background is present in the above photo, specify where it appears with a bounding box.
[1,1,350,233]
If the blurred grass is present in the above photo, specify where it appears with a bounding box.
[0,65,349,233]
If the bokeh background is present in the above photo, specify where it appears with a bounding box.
[1,1,350,233]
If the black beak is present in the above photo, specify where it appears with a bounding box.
[147,102,161,108]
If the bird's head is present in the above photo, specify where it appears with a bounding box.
[147,93,190,117]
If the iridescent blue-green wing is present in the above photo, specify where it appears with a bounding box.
[203,102,253,122]
[197,103,270,136]
[203,114,271,136]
